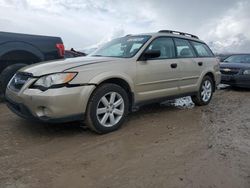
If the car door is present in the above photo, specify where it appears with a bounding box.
[135,37,180,101]
[190,41,215,81]
[174,38,201,93]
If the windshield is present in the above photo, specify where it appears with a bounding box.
[224,55,250,63]
[91,35,151,58]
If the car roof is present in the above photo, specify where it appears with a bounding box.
[129,31,204,43]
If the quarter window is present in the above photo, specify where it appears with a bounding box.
[174,38,195,58]
[191,41,214,57]
[146,37,175,59]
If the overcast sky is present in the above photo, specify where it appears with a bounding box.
[0,0,250,53]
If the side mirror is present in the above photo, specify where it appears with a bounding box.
[140,50,161,61]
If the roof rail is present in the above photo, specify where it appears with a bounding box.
[158,30,199,39]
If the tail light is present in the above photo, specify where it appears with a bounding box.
[56,43,65,57]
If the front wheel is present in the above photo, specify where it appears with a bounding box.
[86,83,129,134]
[192,76,214,106]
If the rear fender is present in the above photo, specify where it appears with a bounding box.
[0,42,44,61]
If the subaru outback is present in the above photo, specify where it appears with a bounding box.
[5,30,221,134]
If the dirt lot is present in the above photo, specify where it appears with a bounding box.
[0,87,250,188]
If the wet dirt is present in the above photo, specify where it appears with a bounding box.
[0,87,249,188]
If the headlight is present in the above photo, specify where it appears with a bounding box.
[32,72,77,90]
[243,70,250,75]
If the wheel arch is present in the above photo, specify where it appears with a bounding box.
[0,42,44,73]
[0,42,44,60]
[203,72,216,92]
[89,75,135,111]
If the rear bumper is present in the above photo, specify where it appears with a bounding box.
[221,74,250,88]
[215,71,221,86]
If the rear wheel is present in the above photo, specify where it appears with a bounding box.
[0,64,27,95]
[192,76,214,106]
[86,83,129,134]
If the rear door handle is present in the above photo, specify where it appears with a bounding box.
[198,62,203,66]
[171,63,177,69]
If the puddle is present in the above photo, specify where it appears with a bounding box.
[161,96,195,109]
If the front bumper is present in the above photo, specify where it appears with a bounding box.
[5,84,96,123]
[221,74,250,88]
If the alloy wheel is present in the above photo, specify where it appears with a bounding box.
[201,80,212,102]
[96,92,125,127]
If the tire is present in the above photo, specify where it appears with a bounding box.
[86,83,129,134]
[192,76,214,106]
[0,64,27,95]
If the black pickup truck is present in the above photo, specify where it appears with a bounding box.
[0,31,64,95]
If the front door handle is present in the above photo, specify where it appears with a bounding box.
[171,63,177,69]
[198,62,203,66]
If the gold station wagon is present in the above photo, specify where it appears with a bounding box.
[6,30,221,134]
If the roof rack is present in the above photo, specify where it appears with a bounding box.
[158,30,199,39]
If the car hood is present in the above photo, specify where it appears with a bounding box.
[20,56,117,76]
[220,62,250,69]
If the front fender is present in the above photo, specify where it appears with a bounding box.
[89,72,135,92]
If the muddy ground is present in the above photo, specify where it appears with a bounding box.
[0,87,250,188]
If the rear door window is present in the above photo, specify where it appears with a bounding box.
[191,41,214,57]
[174,38,196,58]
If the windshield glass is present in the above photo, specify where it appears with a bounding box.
[224,55,250,63]
[91,35,151,58]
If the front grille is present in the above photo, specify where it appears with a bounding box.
[220,68,240,75]
[9,72,32,91]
